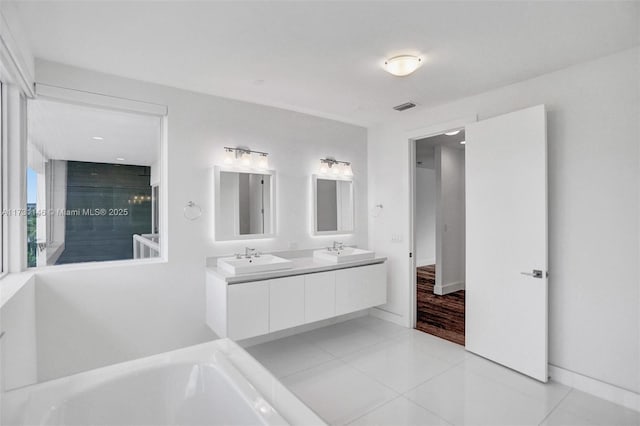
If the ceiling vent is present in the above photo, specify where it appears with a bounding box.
[393,102,416,112]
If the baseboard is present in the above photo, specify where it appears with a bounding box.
[434,280,465,295]
[416,258,436,267]
[369,307,409,327]
[549,364,640,413]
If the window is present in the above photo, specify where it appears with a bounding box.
[26,98,162,267]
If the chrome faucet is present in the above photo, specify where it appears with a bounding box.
[332,241,344,251]
[245,247,257,258]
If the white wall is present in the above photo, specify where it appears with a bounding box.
[435,146,465,293]
[33,60,368,381]
[415,167,436,266]
[0,276,37,391]
[368,48,639,393]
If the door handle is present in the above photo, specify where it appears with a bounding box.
[521,269,545,279]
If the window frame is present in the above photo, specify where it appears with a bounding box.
[25,85,169,271]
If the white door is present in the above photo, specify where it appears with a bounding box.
[465,105,548,382]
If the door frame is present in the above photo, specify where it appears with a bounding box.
[406,116,477,330]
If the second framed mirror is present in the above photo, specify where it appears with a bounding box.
[312,175,354,235]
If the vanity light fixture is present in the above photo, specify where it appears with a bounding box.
[384,55,422,77]
[240,152,252,167]
[256,153,269,170]
[222,147,270,170]
[319,158,353,177]
[223,148,235,165]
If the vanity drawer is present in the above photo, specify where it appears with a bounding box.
[305,271,336,323]
[335,263,387,315]
[228,280,269,340]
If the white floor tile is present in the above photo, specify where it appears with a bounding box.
[245,334,335,378]
[540,405,599,426]
[349,396,452,426]
[394,329,468,365]
[300,320,388,357]
[244,318,639,426]
[550,389,640,426]
[343,340,453,393]
[282,359,398,425]
[463,353,571,406]
[405,365,557,426]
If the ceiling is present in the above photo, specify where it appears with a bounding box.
[28,98,161,166]
[11,1,640,126]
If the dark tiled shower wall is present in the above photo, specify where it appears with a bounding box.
[55,161,152,264]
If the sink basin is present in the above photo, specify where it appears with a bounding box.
[313,247,375,263]
[217,254,293,275]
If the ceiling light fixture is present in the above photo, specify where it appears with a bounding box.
[460,140,466,145]
[445,130,461,136]
[116,157,125,161]
[91,136,104,140]
[384,55,422,77]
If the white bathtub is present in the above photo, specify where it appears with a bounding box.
[1,339,325,426]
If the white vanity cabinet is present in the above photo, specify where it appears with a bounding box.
[335,263,387,315]
[304,271,336,323]
[206,261,387,341]
[227,280,269,339]
[270,276,305,332]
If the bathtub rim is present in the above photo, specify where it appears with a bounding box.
[1,338,326,426]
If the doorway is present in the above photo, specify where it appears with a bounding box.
[408,106,548,381]
[413,129,466,345]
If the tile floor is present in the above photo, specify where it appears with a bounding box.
[245,316,640,426]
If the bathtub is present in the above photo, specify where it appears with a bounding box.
[1,339,325,426]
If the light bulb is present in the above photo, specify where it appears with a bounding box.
[241,152,252,167]
[332,163,341,175]
[319,160,329,174]
[223,149,235,165]
[257,154,269,170]
[342,163,353,177]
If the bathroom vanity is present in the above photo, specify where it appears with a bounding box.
[206,252,387,340]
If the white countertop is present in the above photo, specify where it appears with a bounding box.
[207,255,387,284]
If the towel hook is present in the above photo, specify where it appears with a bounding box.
[183,201,202,221]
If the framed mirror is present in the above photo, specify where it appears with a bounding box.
[313,175,354,235]
[214,167,275,241]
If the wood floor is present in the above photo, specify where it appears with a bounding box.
[416,265,465,345]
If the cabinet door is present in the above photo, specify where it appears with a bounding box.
[228,281,269,340]
[305,271,336,323]
[335,263,387,315]
[269,276,305,332]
